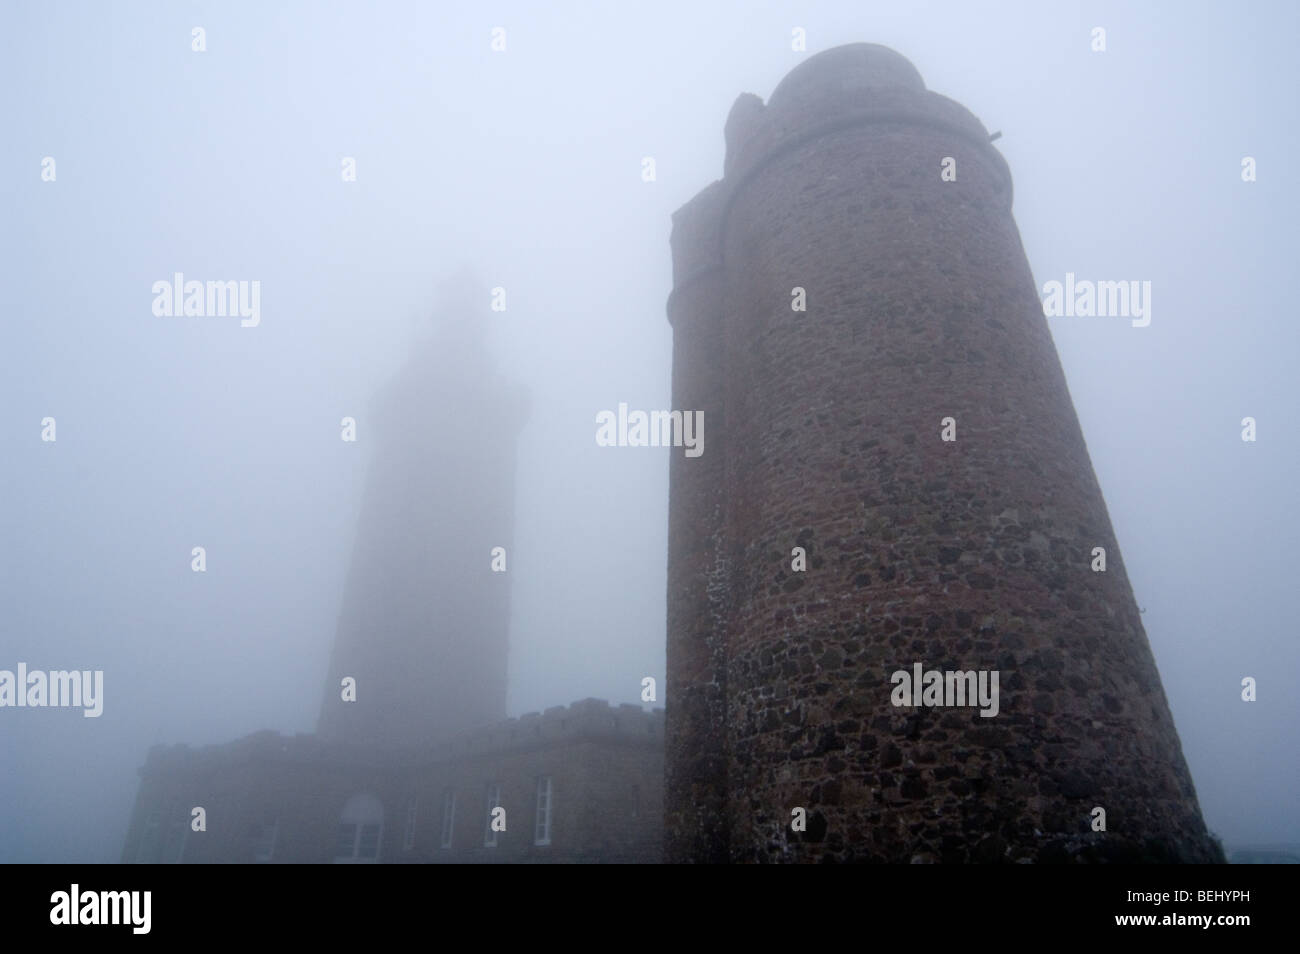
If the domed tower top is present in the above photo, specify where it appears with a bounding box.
[767,42,926,105]
[721,42,1001,188]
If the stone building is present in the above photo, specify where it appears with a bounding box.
[664,43,1222,863]
[123,298,663,864]
[123,699,662,864]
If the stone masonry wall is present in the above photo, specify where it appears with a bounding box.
[124,700,663,864]
[665,44,1222,863]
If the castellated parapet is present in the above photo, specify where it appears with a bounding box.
[665,44,1221,863]
[139,699,663,772]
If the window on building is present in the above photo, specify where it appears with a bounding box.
[336,823,358,858]
[440,790,456,849]
[135,811,161,864]
[167,824,189,863]
[334,793,384,863]
[484,783,502,848]
[162,802,188,863]
[402,798,418,851]
[253,819,279,863]
[357,824,381,859]
[534,776,553,846]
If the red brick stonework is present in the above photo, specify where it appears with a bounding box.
[664,44,1222,863]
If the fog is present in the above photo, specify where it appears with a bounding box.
[1,0,1296,862]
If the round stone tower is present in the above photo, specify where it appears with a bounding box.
[664,43,1221,863]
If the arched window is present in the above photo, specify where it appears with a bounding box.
[335,794,384,863]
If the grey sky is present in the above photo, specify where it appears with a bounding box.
[1,0,1295,862]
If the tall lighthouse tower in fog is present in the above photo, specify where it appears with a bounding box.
[318,301,526,749]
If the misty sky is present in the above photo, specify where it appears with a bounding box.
[2,0,1296,862]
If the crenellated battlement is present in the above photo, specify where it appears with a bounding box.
[426,698,665,761]
[139,698,665,778]
[138,729,387,776]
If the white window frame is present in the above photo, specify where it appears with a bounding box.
[356,823,382,860]
[171,822,189,863]
[402,798,418,851]
[484,783,502,848]
[534,776,552,846]
[440,790,456,849]
[135,811,160,863]
[163,804,188,864]
[334,794,384,863]
[337,823,358,859]
[253,818,278,863]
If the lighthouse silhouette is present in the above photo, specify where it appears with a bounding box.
[664,43,1221,863]
[317,285,526,750]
